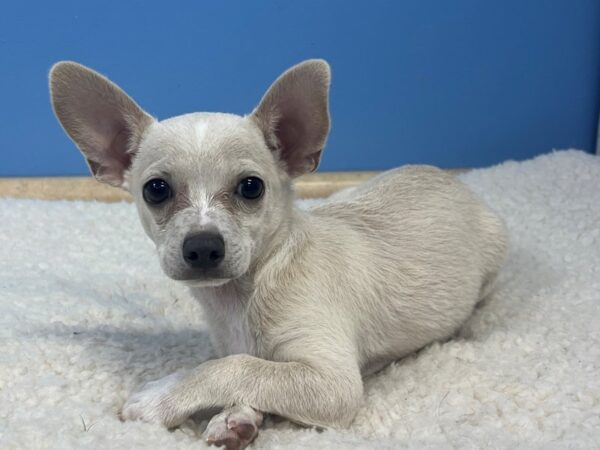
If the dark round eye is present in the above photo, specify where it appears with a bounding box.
[143,178,172,204]
[237,177,264,200]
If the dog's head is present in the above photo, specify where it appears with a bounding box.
[50,60,331,287]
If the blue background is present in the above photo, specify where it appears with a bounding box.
[1,0,599,176]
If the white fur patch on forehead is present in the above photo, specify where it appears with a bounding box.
[155,112,262,157]
[194,121,209,147]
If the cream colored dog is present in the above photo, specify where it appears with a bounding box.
[50,60,507,449]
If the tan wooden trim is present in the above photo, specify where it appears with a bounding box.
[0,170,467,202]
[0,177,132,202]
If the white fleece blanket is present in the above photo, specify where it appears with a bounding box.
[1,150,599,449]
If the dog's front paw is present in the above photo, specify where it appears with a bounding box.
[120,370,189,428]
[205,405,263,450]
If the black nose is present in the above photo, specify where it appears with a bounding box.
[182,232,225,269]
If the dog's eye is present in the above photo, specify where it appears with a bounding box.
[143,178,172,204]
[236,177,264,200]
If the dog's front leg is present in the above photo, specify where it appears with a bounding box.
[121,352,363,431]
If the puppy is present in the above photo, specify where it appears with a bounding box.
[49,60,507,449]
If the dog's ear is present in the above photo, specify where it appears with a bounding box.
[251,60,331,178]
[49,62,155,188]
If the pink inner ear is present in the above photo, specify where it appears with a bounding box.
[108,128,134,173]
[89,128,133,186]
[276,117,303,154]
[275,117,307,173]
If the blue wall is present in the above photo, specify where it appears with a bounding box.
[1,0,599,176]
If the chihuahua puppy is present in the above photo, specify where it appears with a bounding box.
[50,60,507,449]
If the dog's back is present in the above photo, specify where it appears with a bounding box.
[307,166,507,374]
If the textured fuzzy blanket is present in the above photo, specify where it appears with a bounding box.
[1,150,599,449]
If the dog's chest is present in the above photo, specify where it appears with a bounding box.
[194,287,257,357]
